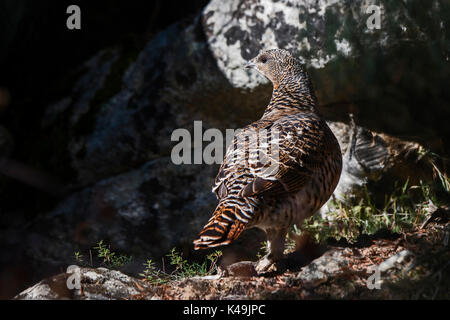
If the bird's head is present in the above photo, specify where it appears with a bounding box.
[245,49,306,88]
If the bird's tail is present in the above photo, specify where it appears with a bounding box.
[193,198,253,250]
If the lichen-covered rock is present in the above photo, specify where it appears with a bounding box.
[295,249,349,288]
[202,0,450,149]
[203,0,329,90]
[15,267,150,300]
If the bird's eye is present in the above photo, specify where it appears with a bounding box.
[259,56,268,64]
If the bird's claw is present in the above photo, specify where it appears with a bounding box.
[255,254,284,275]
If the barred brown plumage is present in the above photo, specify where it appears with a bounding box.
[193,49,342,273]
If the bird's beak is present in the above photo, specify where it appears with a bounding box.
[245,60,256,69]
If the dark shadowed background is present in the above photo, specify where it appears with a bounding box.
[0,0,209,299]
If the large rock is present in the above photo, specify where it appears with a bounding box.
[14,266,150,300]
[202,0,450,147]
[42,18,271,187]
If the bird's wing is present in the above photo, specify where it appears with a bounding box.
[213,113,329,199]
[212,119,272,199]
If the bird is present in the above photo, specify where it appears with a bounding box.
[193,49,342,273]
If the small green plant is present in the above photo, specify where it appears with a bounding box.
[301,179,445,244]
[139,248,222,285]
[284,225,300,253]
[417,147,450,193]
[256,241,269,259]
[74,251,84,264]
[139,259,167,285]
[256,229,298,258]
[72,240,132,270]
[94,240,133,269]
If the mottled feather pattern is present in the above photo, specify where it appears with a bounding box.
[194,49,342,258]
[193,196,258,249]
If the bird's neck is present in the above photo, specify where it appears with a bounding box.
[263,74,318,118]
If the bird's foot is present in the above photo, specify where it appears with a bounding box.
[255,254,285,275]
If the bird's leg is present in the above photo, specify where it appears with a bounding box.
[255,228,287,274]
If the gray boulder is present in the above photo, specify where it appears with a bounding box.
[202,0,449,146]
[14,266,150,300]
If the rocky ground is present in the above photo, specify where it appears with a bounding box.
[16,218,449,300]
